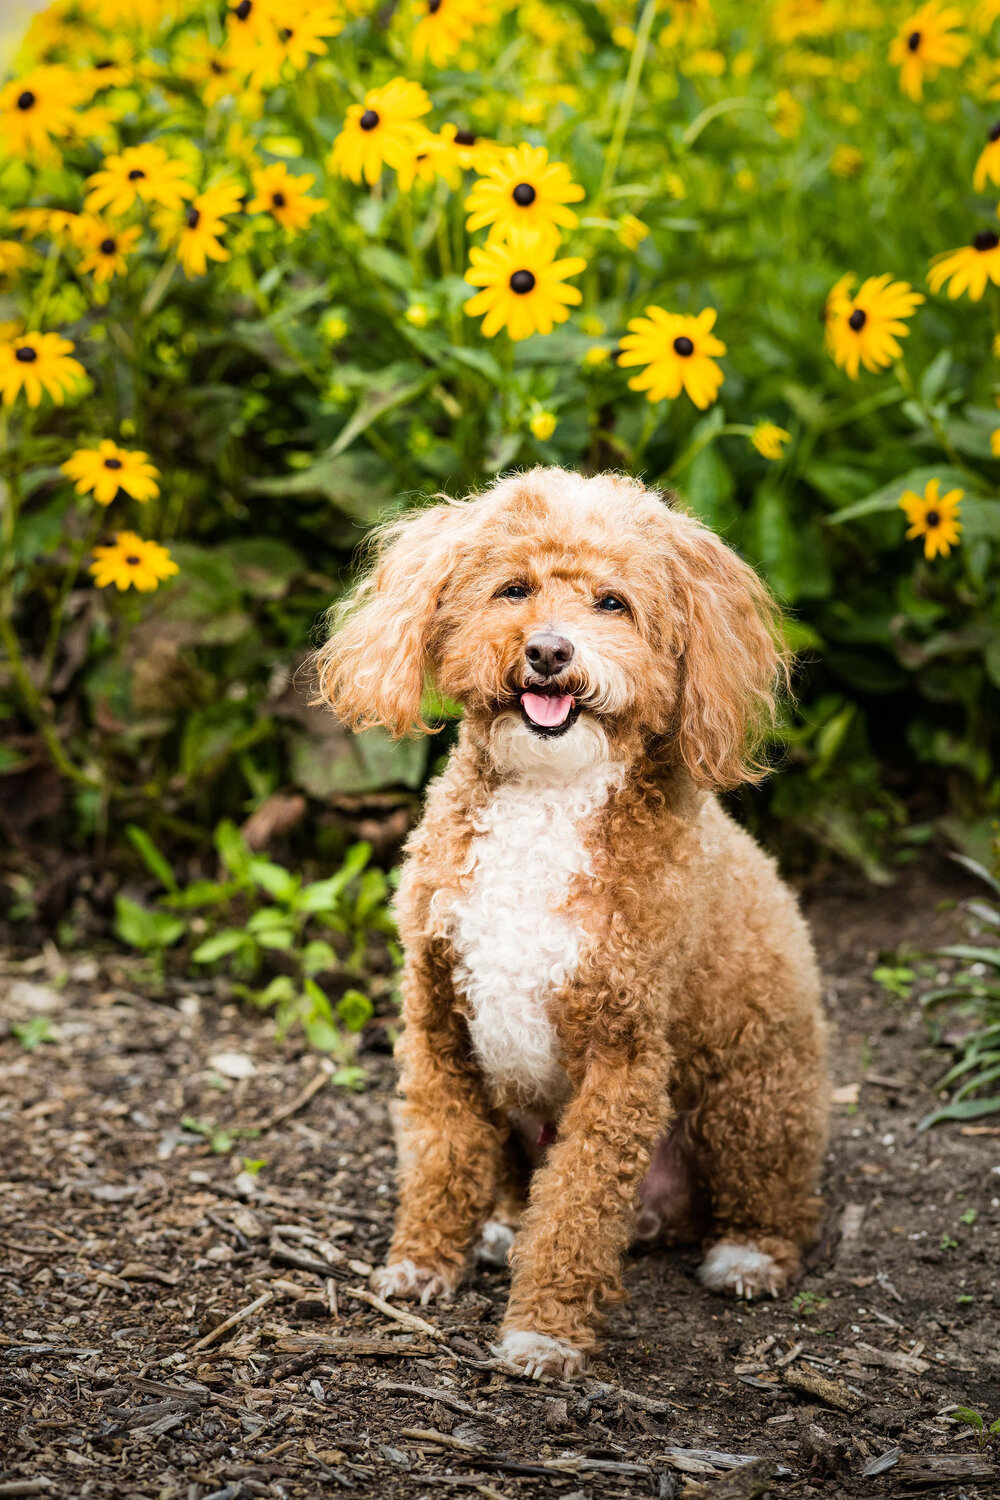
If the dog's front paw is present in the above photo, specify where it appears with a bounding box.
[370,1259,456,1306]
[475,1219,517,1268]
[493,1329,586,1380]
[698,1241,787,1300]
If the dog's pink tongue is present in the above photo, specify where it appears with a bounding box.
[521,691,574,727]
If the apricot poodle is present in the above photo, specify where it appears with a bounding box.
[315,467,829,1380]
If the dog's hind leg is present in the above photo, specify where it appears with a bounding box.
[691,1016,828,1301]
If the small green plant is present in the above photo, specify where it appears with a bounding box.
[792,1291,830,1317]
[918,842,1000,1131]
[11,1016,57,1051]
[241,1157,268,1176]
[182,1116,262,1156]
[949,1408,1000,1450]
[872,965,916,1001]
[940,1233,959,1251]
[960,1208,978,1226]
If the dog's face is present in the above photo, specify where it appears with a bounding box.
[316,468,785,788]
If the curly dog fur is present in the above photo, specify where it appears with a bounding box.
[315,467,829,1379]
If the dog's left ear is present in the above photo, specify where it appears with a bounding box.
[661,507,788,789]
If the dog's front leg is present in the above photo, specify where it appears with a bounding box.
[372,950,502,1306]
[496,1044,671,1378]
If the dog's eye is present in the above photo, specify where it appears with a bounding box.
[595,594,627,613]
[497,583,531,601]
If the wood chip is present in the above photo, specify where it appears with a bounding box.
[681,1458,778,1499]
[896,1454,996,1483]
[242,1064,331,1133]
[270,1332,436,1358]
[345,1283,447,1341]
[190,1290,272,1352]
[784,1365,864,1413]
[849,1341,930,1376]
[400,1427,484,1455]
[376,1382,482,1417]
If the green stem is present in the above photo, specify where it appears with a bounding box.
[599,0,659,204]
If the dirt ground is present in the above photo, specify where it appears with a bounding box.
[1,862,999,1500]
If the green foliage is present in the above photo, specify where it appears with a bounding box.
[1,0,999,876]
[11,1016,57,1051]
[949,1408,1000,1450]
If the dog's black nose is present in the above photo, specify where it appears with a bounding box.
[525,632,574,677]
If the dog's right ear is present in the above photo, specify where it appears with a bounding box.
[313,500,464,738]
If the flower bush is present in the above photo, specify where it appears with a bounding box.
[1,0,1000,876]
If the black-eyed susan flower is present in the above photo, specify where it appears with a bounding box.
[928,230,1000,300]
[412,0,482,67]
[751,422,792,460]
[329,78,431,186]
[0,66,82,160]
[465,143,584,250]
[830,145,863,178]
[155,178,244,277]
[85,144,195,217]
[177,35,241,106]
[62,441,160,506]
[275,1,344,70]
[824,273,923,379]
[439,122,500,173]
[974,0,1000,31]
[974,122,1000,191]
[394,131,461,192]
[75,217,141,284]
[771,88,803,139]
[0,241,28,285]
[617,215,649,250]
[10,208,80,243]
[618,306,726,409]
[247,163,326,233]
[90,532,179,592]
[899,479,962,559]
[0,332,85,408]
[463,229,585,340]
[889,2,968,102]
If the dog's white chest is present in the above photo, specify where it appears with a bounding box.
[451,767,618,1104]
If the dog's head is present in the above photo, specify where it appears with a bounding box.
[315,467,787,786]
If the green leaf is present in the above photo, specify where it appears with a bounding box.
[114,896,185,952]
[11,1016,56,1051]
[301,940,338,975]
[291,726,428,798]
[126,824,178,894]
[248,858,298,904]
[948,853,1000,899]
[215,819,253,881]
[828,467,980,525]
[332,1065,367,1092]
[192,929,252,963]
[305,1016,341,1051]
[918,1096,1000,1130]
[248,449,395,524]
[936,945,1000,969]
[329,363,437,459]
[337,988,373,1032]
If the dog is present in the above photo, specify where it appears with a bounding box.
[315,466,829,1380]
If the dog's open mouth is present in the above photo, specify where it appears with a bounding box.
[519,686,579,738]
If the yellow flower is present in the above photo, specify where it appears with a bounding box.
[156,178,244,277]
[438,122,501,173]
[612,25,636,48]
[659,0,715,43]
[580,315,604,336]
[991,429,1000,456]
[465,143,584,251]
[394,130,461,192]
[90,531,179,593]
[974,122,1000,192]
[889,3,968,102]
[412,0,483,67]
[10,208,80,243]
[75,217,141,284]
[247,163,326,233]
[405,302,432,327]
[993,332,1000,357]
[682,48,726,78]
[824,274,924,379]
[0,332,85,408]
[0,66,83,161]
[62,441,160,505]
[330,77,431,186]
[463,229,586,340]
[665,172,686,200]
[899,479,962,559]
[735,168,757,192]
[973,0,1000,31]
[966,57,1000,102]
[751,422,792,460]
[617,214,649,250]
[276,2,344,71]
[85,144,195,218]
[321,312,348,342]
[618,306,726,409]
[0,241,28,284]
[771,88,803,139]
[177,36,241,106]
[582,345,611,367]
[830,145,863,178]
[928,230,1000,300]
[529,410,557,440]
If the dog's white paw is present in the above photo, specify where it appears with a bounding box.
[370,1259,455,1306]
[698,1241,784,1300]
[493,1329,586,1380]
[475,1219,516,1267]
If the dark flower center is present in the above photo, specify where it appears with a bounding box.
[17,90,36,111]
[99,236,117,254]
[359,109,380,131]
[128,168,146,181]
[104,457,122,470]
[187,207,201,228]
[235,0,252,18]
[973,229,1000,251]
[512,182,536,207]
[509,269,536,294]
[672,335,694,356]
[907,30,921,51]
[272,191,286,208]
[428,0,442,11]
[454,129,476,145]
[924,510,940,528]
[990,121,1000,143]
[14,345,37,363]
[848,308,867,331]
[95,59,113,69]
[210,59,224,74]
[280,27,292,39]
[125,555,141,566]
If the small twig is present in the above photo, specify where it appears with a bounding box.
[400,1428,485,1455]
[326,1277,339,1318]
[190,1290,272,1352]
[244,1067,331,1133]
[345,1284,446,1341]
